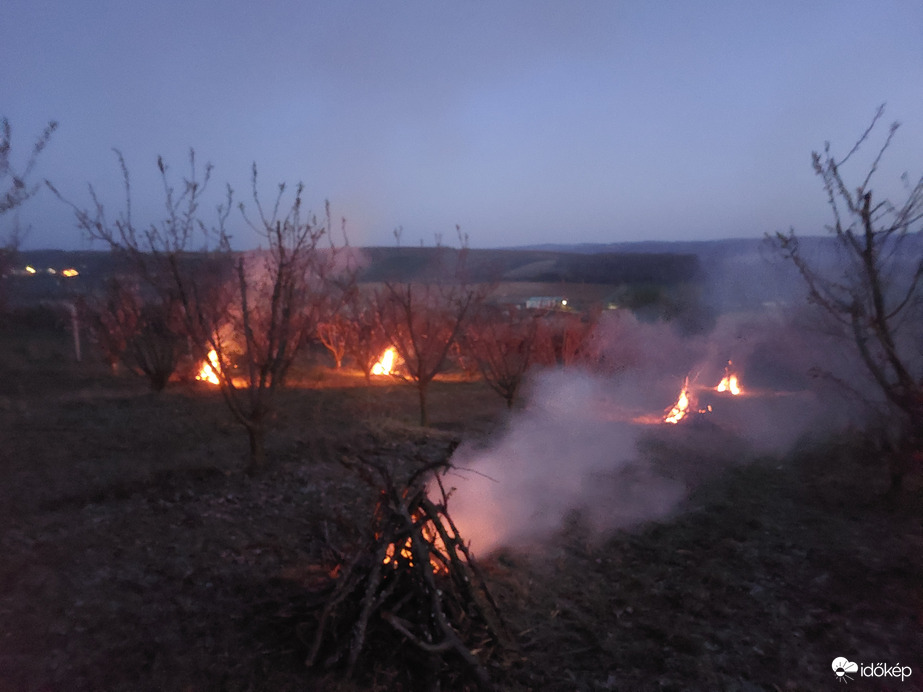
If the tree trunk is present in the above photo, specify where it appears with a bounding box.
[247,424,266,472]
[418,382,429,427]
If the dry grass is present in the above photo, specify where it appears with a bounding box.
[1,323,920,691]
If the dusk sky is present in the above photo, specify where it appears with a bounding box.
[3,1,922,250]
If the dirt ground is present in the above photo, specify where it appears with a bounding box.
[1,323,921,691]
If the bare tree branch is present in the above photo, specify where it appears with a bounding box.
[771,106,923,492]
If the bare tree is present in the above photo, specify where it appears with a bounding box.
[531,310,595,367]
[342,291,391,383]
[462,305,539,408]
[317,311,350,369]
[0,117,57,309]
[773,106,923,490]
[376,248,483,426]
[126,294,189,391]
[79,275,195,389]
[1,117,57,216]
[205,166,333,468]
[49,149,232,383]
[79,276,142,373]
[51,152,337,470]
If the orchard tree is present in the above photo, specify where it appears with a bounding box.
[317,311,350,369]
[342,291,391,383]
[462,305,540,408]
[220,169,335,466]
[532,310,595,367]
[126,294,189,391]
[79,276,194,389]
[49,149,233,386]
[51,151,339,470]
[376,245,484,426]
[774,106,923,491]
[79,277,142,373]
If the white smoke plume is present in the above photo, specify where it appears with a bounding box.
[444,308,867,556]
[444,369,686,554]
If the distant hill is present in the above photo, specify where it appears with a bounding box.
[11,245,702,295]
[355,246,699,285]
[17,234,917,312]
[509,237,766,255]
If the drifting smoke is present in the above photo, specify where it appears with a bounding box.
[445,302,870,555]
[444,369,685,554]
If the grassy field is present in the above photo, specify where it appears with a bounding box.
[1,318,921,691]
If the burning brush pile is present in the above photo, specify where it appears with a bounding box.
[300,449,512,689]
[662,361,743,425]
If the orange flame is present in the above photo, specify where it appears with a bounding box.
[371,347,396,376]
[715,361,742,395]
[383,539,415,566]
[382,511,448,575]
[663,377,692,424]
[196,349,221,385]
[382,533,448,575]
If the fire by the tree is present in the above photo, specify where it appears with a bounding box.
[371,347,396,376]
[715,360,742,395]
[195,349,221,385]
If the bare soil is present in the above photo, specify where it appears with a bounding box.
[1,325,921,691]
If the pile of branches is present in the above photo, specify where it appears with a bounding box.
[301,451,512,689]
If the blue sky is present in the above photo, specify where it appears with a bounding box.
[3,0,922,250]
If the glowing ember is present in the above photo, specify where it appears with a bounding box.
[382,537,447,575]
[383,539,415,566]
[663,377,692,424]
[715,361,742,395]
[195,349,221,385]
[382,514,448,575]
[371,347,396,376]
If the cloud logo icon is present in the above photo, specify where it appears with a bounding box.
[832,657,858,682]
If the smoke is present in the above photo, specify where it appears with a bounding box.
[443,369,685,554]
[444,307,870,556]
[439,237,921,555]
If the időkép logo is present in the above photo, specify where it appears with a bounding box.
[832,657,912,684]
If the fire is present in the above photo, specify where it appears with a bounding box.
[663,377,692,424]
[716,374,741,395]
[660,361,743,424]
[383,540,414,566]
[715,361,742,395]
[195,349,221,385]
[382,515,448,575]
[371,347,396,376]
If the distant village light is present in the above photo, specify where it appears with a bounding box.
[24,265,36,274]
[525,296,568,310]
[61,268,79,277]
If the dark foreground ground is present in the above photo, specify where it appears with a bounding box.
[1,324,921,691]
